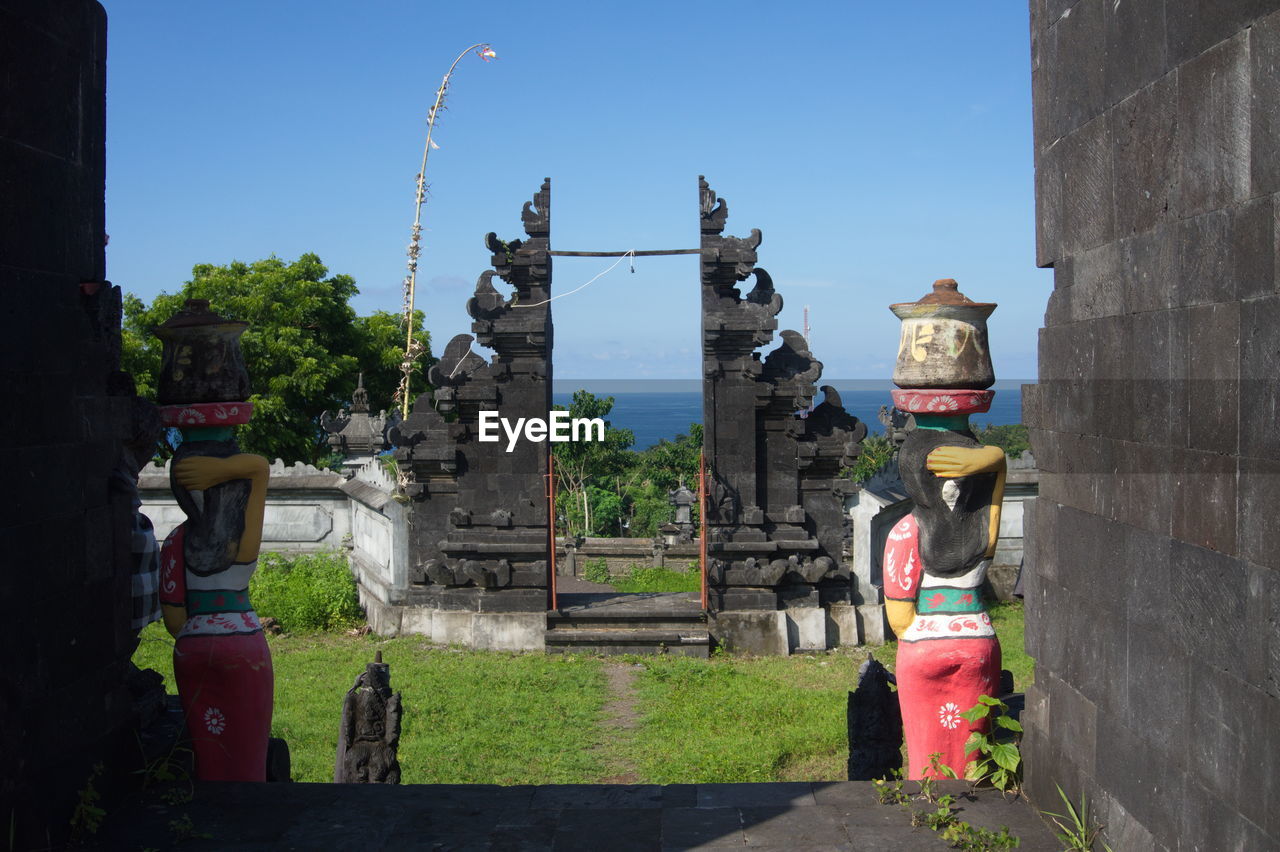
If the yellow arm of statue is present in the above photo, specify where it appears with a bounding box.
[162,603,186,638]
[925,445,1007,557]
[886,599,916,639]
[173,453,271,563]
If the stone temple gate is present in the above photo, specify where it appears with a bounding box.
[381,177,875,653]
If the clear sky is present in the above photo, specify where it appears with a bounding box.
[101,0,1044,381]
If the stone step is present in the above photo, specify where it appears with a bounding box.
[544,627,712,658]
[547,612,707,632]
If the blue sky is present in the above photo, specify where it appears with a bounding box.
[102,0,1043,381]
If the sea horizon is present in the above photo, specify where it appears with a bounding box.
[551,381,1030,450]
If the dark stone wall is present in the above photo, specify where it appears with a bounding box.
[1026,2,1280,849]
[0,2,139,846]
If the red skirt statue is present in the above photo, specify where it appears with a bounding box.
[884,513,1001,779]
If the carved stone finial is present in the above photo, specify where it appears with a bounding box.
[351,372,369,413]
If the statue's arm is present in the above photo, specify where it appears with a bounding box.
[162,603,187,638]
[886,600,916,639]
[174,454,270,562]
[925,445,1007,556]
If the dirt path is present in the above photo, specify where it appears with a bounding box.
[595,661,642,783]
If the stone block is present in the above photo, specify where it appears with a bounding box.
[1168,542,1254,683]
[1177,779,1276,852]
[1061,114,1116,253]
[824,603,859,648]
[1104,0,1167,106]
[431,611,474,647]
[1165,0,1275,68]
[1176,31,1251,218]
[1098,792,1158,852]
[784,607,825,652]
[708,611,787,656]
[1045,0,1107,142]
[1172,449,1238,554]
[1112,74,1177,236]
[1240,295,1280,460]
[1186,666,1273,829]
[472,612,544,652]
[1251,11,1280,197]
[1121,621,1187,747]
[1120,225,1178,315]
[1035,138,1064,267]
[1129,312,1175,448]
[399,606,433,636]
[1069,241,1125,321]
[1094,714,1187,845]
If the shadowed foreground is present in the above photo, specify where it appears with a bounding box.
[89,780,1059,851]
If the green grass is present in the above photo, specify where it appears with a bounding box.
[132,625,609,783]
[610,566,702,593]
[133,601,1031,784]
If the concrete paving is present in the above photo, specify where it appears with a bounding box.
[90,780,1061,851]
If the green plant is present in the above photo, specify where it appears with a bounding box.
[68,763,105,841]
[250,550,363,632]
[1043,784,1112,851]
[941,821,1021,850]
[842,434,895,483]
[961,695,1022,791]
[581,557,611,585]
[873,769,909,805]
[167,813,210,843]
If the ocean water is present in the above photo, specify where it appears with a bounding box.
[552,382,1029,450]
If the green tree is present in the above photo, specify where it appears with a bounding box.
[622,424,703,537]
[842,433,895,483]
[973,423,1030,459]
[122,253,430,465]
[551,390,635,537]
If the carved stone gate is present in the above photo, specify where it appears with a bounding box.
[384,177,877,653]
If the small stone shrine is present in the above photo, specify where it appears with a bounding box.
[335,651,402,784]
[321,373,389,477]
[668,482,697,543]
[698,177,869,649]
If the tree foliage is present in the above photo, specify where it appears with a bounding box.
[551,391,702,538]
[122,253,430,465]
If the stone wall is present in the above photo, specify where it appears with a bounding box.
[1025,2,1280,848]
[0,2,135,846]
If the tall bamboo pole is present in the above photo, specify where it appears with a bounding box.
[398,43,496,419]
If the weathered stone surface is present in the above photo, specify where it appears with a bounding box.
[1175,31,1251,218]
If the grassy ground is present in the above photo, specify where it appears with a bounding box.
[133,600,1032,784]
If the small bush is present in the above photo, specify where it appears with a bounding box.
[581,557,611,585]
[249,550,364,632]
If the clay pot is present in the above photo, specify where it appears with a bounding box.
[154,299,251,404]
[890,279,996,389]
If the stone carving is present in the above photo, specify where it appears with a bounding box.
[847,655,903,780]
[334,651,402,784]
[321,373,389,475]
[154,299,275,782]
[698,176,867,612]
[389,179,553,611]
[882,279,1006,780]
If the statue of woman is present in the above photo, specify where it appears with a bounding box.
[884,423,1006,779]
[153,299,273,781]
[882,279,1006,780]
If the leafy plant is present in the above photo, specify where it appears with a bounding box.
[1043,784,1112,851]
[972,423,1029,459]
[250,550,364,632]
[961,695,1023,791]
[842,433,895,483]
[581,557,611,585]
[167,813,211,843]
[873,769,910,805]
[68,763,105,841]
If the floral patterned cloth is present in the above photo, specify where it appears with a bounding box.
[884,513,1001,779]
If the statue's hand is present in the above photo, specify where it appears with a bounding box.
[926,445,1006,478]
